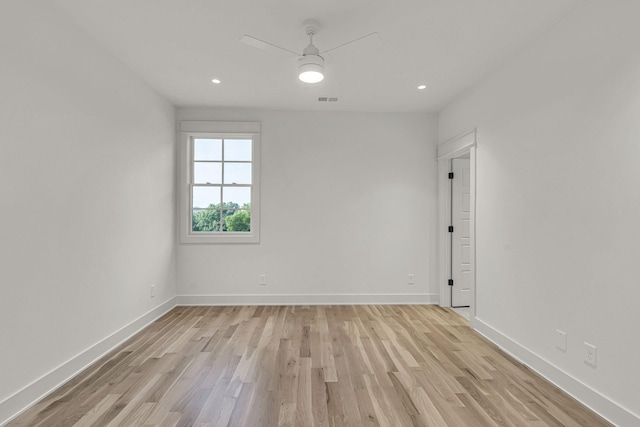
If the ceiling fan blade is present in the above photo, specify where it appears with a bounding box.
[239,35,299,57]
[320,32,382,55]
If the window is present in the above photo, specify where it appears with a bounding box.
[179,121,260,243]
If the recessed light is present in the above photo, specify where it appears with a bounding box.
[417,85,427,90]
[211,78,221,84]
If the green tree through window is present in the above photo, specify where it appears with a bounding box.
[225,209,251,231]
[192,202,251,232]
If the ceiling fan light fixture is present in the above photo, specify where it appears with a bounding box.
[298,54,324,83]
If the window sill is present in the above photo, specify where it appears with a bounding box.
[180,232,260,244]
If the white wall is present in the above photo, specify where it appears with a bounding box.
[177,108,438,305]
[0,1,176,422]
[439,1,640,424]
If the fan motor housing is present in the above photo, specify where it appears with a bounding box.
[298,54,325,83]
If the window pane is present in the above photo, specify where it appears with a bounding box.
[224,139,252,161]
[192,209,220,232]
[224,162,251,184]
[222,186,251,206]
[194,162,222,184]
[223,209,251,232]
[194,139,222,161]
[192,186,220,209]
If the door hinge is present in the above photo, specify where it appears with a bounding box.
[448,279,454,286]
[448,226,454,233]
[448,172,454,179]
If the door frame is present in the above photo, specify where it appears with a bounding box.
[437,129,477,321]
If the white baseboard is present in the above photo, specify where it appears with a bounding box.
[176,293,439,306]
[0,297,177,427]
[473,317,639,427]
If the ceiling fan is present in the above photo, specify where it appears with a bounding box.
[240,19,382,84]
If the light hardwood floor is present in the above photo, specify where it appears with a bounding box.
[9,305,612,426]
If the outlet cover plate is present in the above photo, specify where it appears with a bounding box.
[555,329,567,351]
[584,342,597,367]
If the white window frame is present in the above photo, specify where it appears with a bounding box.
[179,121,261,244]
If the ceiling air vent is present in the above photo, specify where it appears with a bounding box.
[318,97,339,102]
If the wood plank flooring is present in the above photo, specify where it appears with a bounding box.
[8,305,612,426]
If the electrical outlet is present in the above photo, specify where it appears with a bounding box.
[408,274,415,285]
[259,274,267,285]
[584,342,597,367]
[150,285,156,298]
[555,329,567,351]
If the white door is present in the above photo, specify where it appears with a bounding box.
[451,158,472,307]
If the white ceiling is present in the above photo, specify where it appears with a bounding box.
[47,0,583,113]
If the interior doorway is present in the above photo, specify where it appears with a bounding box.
[451,157,472,308]
[437,130,476,323]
